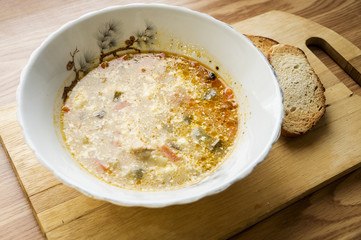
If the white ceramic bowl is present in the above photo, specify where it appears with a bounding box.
[17,4,283,207]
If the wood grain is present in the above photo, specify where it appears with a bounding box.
[2,10,361,240]
[2,92,361,239]
[308,45,361,97]
[0,143,42,240]
[232,38,361,240]
[232,170,361,240]
[1,1,361,239]
[1,1,361,107]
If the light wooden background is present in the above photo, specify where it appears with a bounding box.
[1,0,361,239]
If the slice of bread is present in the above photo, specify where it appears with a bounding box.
[245,35,279,56]
[267,44,326,137]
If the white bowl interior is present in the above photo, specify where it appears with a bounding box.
[17,4,283,207]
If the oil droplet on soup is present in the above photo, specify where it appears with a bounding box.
[61,52,239,191]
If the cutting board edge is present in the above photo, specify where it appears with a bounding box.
[1,10,361,240]
[0,134,47,237]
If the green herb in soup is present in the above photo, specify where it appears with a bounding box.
[61,52,239,191]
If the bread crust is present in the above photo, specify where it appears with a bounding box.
[245,35,279,56]
[244,36,326,137]
[267,44,326,137]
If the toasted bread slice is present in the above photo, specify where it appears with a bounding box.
[267,44,326,137]
[245,35,279,56]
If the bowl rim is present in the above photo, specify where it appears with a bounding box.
[17,3,283,208]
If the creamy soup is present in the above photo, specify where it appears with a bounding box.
[61,52,239,191]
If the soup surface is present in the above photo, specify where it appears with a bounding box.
[61,52,239,191]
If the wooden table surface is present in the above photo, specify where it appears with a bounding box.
[1,0,361,239]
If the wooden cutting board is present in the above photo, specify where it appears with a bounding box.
[1,11,361,240]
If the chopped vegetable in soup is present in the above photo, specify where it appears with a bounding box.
[61,52,239,191]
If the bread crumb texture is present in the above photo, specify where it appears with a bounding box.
[268,44,326,137]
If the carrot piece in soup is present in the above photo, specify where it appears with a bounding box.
[115,101,131,110]
[94,158,109,172]
[62,106,70,112]
[159,145,180,162]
